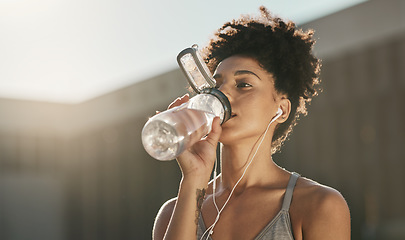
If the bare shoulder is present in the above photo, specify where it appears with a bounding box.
[152,197,177,240]
[291,176,351,239]
[294,176,349,211]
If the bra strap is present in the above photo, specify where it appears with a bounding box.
[281,172,300,211]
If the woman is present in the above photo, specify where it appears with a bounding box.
[153,6,351,240]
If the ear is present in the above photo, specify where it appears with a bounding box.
[276,97,291,124]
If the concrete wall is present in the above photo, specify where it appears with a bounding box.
[0,1,404,239]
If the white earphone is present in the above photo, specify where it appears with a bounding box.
[202,107,283,239]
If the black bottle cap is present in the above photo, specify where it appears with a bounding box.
[200,88,232,124]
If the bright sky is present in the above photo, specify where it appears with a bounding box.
[0,0,366,103]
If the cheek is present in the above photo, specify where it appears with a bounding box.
[247,100,277,124]
[239,103,272,132]
[240,94,271,115]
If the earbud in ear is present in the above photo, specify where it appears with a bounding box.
[269,108,283,124]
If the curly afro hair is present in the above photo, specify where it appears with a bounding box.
[202,6,321,153]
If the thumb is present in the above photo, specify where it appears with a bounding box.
[204,117,222,148]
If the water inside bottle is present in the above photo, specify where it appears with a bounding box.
[142,108,215,161]
[142,120,180,160]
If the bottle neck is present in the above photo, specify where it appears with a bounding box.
[198,88,231,124]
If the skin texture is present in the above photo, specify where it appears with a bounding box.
[152,56,351,240]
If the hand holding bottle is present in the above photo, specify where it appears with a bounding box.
[142,88,230,161]
[166,94,222,181]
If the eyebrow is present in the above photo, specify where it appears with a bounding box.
[234,70,261,80]
[213,70,261,80]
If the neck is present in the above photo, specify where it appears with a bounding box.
[218,134,280,192]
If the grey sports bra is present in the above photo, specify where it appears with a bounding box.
[197,172,300,240]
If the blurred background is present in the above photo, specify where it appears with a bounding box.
[0,0,404,239]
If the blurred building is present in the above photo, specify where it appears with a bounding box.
[0,1,404,239]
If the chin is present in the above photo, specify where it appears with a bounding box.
[218,131,236,145]
[219,127,267,146]
[219,130,247,146]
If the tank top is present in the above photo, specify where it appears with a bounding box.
[197,172,300,240]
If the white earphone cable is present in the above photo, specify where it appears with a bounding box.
[200,109,283,240]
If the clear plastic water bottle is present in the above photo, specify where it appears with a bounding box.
[142,88,231,161]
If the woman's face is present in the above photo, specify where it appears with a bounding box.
[213,55,280,145]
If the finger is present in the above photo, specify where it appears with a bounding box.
[204,117,222,147]
[168,93,189,109]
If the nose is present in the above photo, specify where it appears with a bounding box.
[217,83,232,102]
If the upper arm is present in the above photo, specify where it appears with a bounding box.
[152,198,177,240]
[302,187,351,240]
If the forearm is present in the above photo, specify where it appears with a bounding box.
[164,177,208,240]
